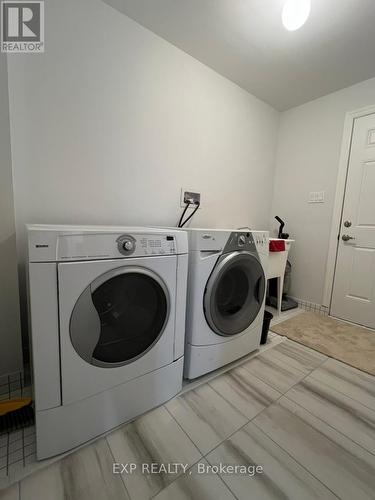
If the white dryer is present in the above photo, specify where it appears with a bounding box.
[184,228,268,379]
[27,225,188,459]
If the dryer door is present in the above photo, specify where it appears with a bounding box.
[204,251,265,336]
[70,267,170,368]
[58,256,176,405]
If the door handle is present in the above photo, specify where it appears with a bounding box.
[342,234,355,242]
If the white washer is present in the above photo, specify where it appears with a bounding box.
[27,225,188,459]
[184,228,268,379]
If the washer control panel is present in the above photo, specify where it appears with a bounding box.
[223,231,269,255]
[238,234,246,247]
[253,232,268,247]
[224,232,256,253]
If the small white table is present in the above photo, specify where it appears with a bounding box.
[267,239,294,315]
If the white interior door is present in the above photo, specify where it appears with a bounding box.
[331,113,375,329]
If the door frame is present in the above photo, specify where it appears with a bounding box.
[323,104,375,311]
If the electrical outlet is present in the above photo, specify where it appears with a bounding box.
[180,189,201,207]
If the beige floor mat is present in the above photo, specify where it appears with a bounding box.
[271,311,375,376]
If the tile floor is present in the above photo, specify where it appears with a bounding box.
[1,326,375,499]
[0,326,285,488]
[0,306,294,477]
[0,372,35,484]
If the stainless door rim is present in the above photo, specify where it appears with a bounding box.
[203,250,265,336]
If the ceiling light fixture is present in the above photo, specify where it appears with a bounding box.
[282,0,311,31]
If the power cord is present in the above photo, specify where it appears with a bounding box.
[180,201,200,228]
[177,201,200,228]
[177,202,191,227]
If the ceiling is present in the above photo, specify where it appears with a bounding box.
[103,0,375,110]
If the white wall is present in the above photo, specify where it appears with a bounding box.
[271,77,375,305]
[7,0,279,338]
[0,54,23,375]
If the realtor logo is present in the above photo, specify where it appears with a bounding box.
[1,1,44,52]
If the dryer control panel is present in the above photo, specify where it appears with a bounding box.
[135,234,176,257]
[27,225,187,262]
[55,233,177,260]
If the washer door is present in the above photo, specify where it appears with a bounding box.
[204,251,265,336]
[70,267,170,367]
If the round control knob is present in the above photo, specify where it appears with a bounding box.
[238,235,246,246]
[123,240,134,252]
[117,235,136,255]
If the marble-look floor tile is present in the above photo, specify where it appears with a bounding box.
[206,421,337,500]
[268,340,327,374]
[153,460,235,500]
[253,400,375,500]
[311,358,375,411]
[166,384,248,455]
[0,483,19,500]
[106,405,201,500]
[208,365,281,420]
[286,376,375,454]
[20,438,129,500]
[241,350,306,393]
[180,336,286,397]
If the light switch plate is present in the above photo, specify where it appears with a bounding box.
[309,191,325,203]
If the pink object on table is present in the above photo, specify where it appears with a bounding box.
[269,240,285,252]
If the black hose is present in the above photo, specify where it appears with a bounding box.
[179,202,200,228]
